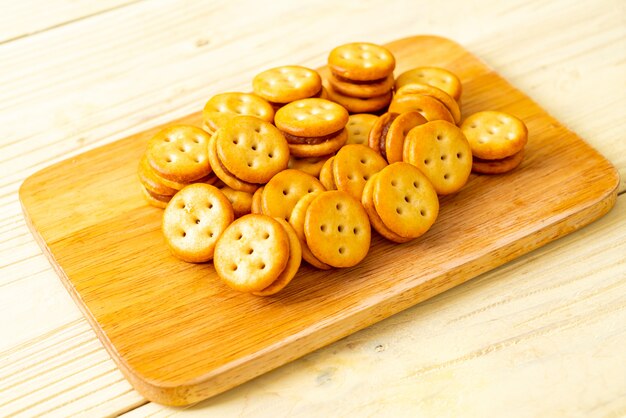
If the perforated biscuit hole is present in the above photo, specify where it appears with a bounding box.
[338,247,345,254]
[337,225,344,232]
[259,263,266,270]
[307,188,314,193]
[441,155,447,161]
[362,175,369,181]
[470,124,477,128]
[282,189,289,196]
[488,129,495,135]
[233,139,239,145]
[348,174,355,180]
[456,152,463,159]
[182,231,187,237]
[247,162,253,167]
[413,181,419,189]
[251,144,257,151]
[336,203,343,211]
[231,264,238,271]
[195,219,201,224]
[208,231,214,238]
[254,126,261,133]
[208,202,214,209]
[424,158,431,165]
[236,233,243,240]
[420,209,426,216]
[164,137,171,142]
[320,224,327,232]
[179,202,186,209]
[391,180,397,187]
[263,232,270,239]
[436,135,443,141]
[396,207,403,214]
[444,173,450,180]
[194,157,202,163]
[360,158,367,164]
[268,152,274,158]
[166,157,173,163]
[404,196,410,203]
[247,248,254,255]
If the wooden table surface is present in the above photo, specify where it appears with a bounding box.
[1,0,624,416]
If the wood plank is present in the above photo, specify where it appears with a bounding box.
[124,193,626,417]
[0,0,624,415]
[19,35,619,406]
[0,0,140,44]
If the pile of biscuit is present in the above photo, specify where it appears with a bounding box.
[137,41,528,296]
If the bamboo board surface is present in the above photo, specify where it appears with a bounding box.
[19,35,619,406]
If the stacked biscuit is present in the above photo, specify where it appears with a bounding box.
[136,40,529,297]
[138,125,216,208]
[324,43,395,113]
[461,110,528,174]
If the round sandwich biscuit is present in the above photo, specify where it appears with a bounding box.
[162,183,234,262]
[461,110,528,160]
[253,66,322,104]
[251,218,302,296]
[147,125,212,183]
[289,192,332,270]
[333,144,387,201]
[208,129,259,193]
[202,92,274,133]
[214,214,290,292]
[327,70,394,98]
[395,67,462,101]
[328,42,395,81]
[261,169,325,221]
[372,162,439,239]
[361,173,412,243]
[285,128,348,158]
[319,155,337,190]
[275,98,348,137]
[216,115,290,184]
[403,120,472,195]
[138,153,178,197]
[304,191,371,268]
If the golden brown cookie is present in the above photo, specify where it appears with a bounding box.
[395,67,462,101]
[289,192,332,270]
[251,218,302,296]
[253,66,322,104]
[138,153,178,197]
[403,120,472,195]
[146,125,212,182]
[328,42,395,81]
[208,130,259,193]
[251,186,264,214]
[372,163,439,239]
[261,169,325,221]
[219,186,253,218]
[319,156,337,190]
[275,98,349,137]
[346,113,378,145]
[304,191,371,268]
[368,112,399,157]
[202,92,274,133]
[288,155,332,177]
[396,83,461,124]
[389,94,454,123]
[385,111,428,164]
[472,149,525,174]
[325,81,392,113]
[216,116,290,183]
[162,183,234,262]
[461,110,528,160]
[333,144,387,201]
[361,173,412,243]
[214,214,290,292]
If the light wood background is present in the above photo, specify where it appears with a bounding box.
[1,0,624,416]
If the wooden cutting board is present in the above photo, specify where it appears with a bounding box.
[19,35,619,406]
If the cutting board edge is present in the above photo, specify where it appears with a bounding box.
[19,175,619,406]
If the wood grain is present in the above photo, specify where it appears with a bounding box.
[18,35,619,406]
